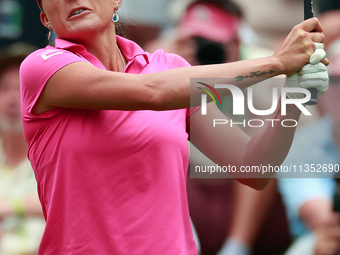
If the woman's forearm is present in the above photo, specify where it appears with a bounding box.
[145,56,282,110]
[238,100,302,188]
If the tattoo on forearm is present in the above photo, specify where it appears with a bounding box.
[235,70,275,82]
[287,106,291,112]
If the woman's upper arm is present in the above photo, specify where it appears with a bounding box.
[32,62,162,115]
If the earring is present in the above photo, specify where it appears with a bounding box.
[47,28,52,41]
[112,11,119,22]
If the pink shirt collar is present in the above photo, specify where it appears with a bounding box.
[54,35,149,69]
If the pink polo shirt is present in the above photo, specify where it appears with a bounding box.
[20,36,198,255]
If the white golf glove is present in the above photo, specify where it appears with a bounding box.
[285,42,329,99]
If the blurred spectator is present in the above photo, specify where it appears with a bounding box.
[0,0,48,48]
[278,47,340,255]
[146,0,242,65]
[0,42,45,255]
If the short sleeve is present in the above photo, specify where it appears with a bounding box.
[164,52,201,118]
[20,47,86,121]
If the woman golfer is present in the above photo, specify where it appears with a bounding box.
[20,0,328,254]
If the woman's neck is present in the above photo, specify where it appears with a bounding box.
[70,24,126,72]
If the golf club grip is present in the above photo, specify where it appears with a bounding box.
[304,0,314,20]
[304,0,318,105]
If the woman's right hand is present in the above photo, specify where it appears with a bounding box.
[273,18,329,76]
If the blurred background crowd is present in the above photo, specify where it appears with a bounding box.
[1,0,340,254]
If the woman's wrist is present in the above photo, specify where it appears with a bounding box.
[269,55,286,76]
